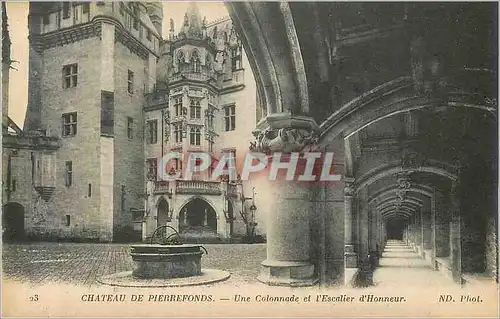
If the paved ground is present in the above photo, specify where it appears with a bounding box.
[3,240,498,318]
[373,240,457,288]
[2,242,267,287]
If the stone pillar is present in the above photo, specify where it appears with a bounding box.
[250,114,320,287]
[422,209,432,254]
[344,179,357,268]
[357,190,370,268]
[203,208,208,226]
[449,180,462,284]
[435,189,450,258]
[313,137,345,287]
[430,188,437,269]
[368,206,379,267]
[415,210,422,254]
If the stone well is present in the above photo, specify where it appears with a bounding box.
[130,244,204,279]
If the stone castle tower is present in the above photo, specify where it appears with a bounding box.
[22,2,164,241]
[142,3,258,242]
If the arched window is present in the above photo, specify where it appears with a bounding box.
[176,50,185,72]
[195,128,201,145]
[205,53,212,69]
[190,127,201,145]
[191,50,201,73]
[189,99,201,119]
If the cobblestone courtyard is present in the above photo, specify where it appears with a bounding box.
[2,242,267,287]
[2,241,498,318]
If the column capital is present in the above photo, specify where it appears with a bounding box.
[249,114,320,153]
[344,177,355,197]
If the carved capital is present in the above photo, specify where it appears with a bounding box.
[248,114,319,153]
[344,177,355,197]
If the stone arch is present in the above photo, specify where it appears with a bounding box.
[369,185,433,204]
[318,76,495,143]
[354,161,458,193]
[2,202,25,242]
[176,195,219,218]
[190,49,201,72]
[176,49,186,66]
[177,196,219,236]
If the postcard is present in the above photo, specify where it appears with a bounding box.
[2,1,498,318]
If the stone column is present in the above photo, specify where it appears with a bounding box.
[344,179,357,268]
[430,188,437,269]
[357,190,370,269]
[434,189,450,258]
[422,208,432,261]
[203,208,208,226]
[449,180,462,284]
[251,114,320,287]
[368,206,379,267]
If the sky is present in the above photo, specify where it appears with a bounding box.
[4,1,229,128]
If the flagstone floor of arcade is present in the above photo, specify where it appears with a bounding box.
[373,240,456,288]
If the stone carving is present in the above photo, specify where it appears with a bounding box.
[344,182,355,197]
[249,127,318,153]
[401,148,422,171]
[164,110,170,142]
[396,172,411,202]
[214,51,224,71]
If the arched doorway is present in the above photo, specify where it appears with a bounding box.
[157,198,169,227]
[179,198,217,235]
[3,202,25,242]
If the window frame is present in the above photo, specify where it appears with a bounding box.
[127,70,134,94]
[42,14,50,25]
[127,117,134,139]
[65,161,73,187]
[82,3,90,14]
[189,127,201,145]
[62,112,78,137]
[63,63,78,89]
[224,104,236,131]
[62,2,70,19]
[189,99,201,119]
[146,119,158,144]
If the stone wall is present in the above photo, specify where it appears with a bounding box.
[485,213,498,280]
[112,41,147,239]
[38,36,104,240]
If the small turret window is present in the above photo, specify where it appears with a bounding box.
[191,51,201,73]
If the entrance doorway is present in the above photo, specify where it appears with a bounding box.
[179,198,217,234]
[2,202,25,241]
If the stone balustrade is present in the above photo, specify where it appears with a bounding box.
[176,180,221,195]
